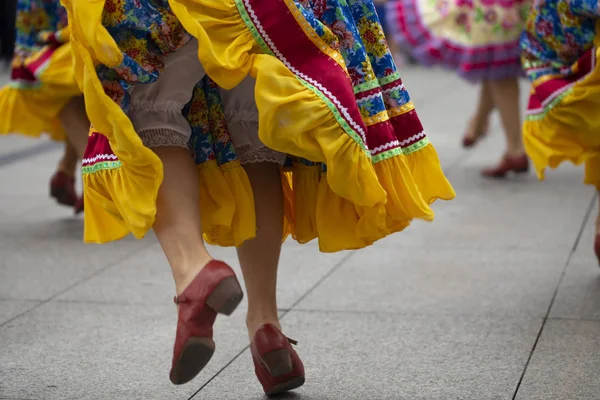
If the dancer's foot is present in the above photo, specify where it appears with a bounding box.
[170,260,243,385]
[462,116,489,148]
[481,153,529,178]
[49,170,78,207]
[250,323,305,396]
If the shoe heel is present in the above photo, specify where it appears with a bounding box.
[205,276,243,316]
[261,349,293,377]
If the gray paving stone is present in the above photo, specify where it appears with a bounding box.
[549,201,600,320]
[196,310,540,400]
[375,161,592,251]
[0,216,149,300]
[0,301,249,400]
[297,247,564,318]
[0,300,40,325]
[515,319,600,400]
[56,240,348,310]
[0,148,77,219]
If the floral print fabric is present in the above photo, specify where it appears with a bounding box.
[520,0,598,82]
[386,0,530,80]
[13,0,67,63]
[96,0,414,170]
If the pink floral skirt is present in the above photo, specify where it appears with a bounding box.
[385,0,530,81]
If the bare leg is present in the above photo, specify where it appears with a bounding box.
[488,77,524,156]
[236,162,284,338]
[56,140,79,176]
[464,81,494,143]
[58,96,89,159]
[152,146,213,294]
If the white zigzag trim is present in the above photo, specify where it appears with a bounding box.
[382,83,404,94]
[525,48,596,116]
[398,131,426,147]
[357,83,405,102]
[371,140,400,154]
[82,154,118,164]
[243,0,368,147]
[370,131,426,154]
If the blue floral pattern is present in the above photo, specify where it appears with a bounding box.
[97,0,411,169]
[521,0,598,81]
[14,0,67,58]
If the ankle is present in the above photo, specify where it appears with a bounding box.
[173,256,213,295]
[246,314,281,339]
[506,148,525,157]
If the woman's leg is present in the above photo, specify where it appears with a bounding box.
[481,77,529,177]
[58,96,90,159]
[463,81,494,147]
[236,162,284,338]
[152,146,213,294]
[488,77,524,156]
[57,140,79,176]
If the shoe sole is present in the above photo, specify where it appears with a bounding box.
[261,348,305,396]
[170,337,215,385]
[170,276,244,385]
[265,376,306,396]
[262,349,293,377]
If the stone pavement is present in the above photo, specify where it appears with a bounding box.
[1,67,599,400]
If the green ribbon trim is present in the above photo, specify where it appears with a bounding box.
[371,137,430,163]
[233,0,369,156]
[81,160,122,175]
[525,88,573,122]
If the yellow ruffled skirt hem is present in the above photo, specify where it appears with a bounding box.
[523,48,600,190]
[66,0,455,251]
[0,43,80,140]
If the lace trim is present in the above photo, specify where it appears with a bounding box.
[138,128,191,150]
[236,145,286,165]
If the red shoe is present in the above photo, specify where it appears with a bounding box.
[170,260,244,385]
[74,196,84,214]
[462,117,489,148]
[50,171,77,207]
[251,324,305,396]
[481,153,529,178]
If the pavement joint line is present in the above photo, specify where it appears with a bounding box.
[187,251,356,399]
[510,192,597,400]
[547,316,600,323]
[0,239,155,330]
[0,141,60,168]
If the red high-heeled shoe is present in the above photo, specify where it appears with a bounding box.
[49,171,77,207]
[170,260,244,385]
[251,324,305,396]
[462,117,489,148]
[481,153,529,178]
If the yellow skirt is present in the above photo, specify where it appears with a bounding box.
[522,23,600,189]
[63,0,455,252]
[0,26,80,141]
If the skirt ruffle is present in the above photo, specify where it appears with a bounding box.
[0,8,78,140]
[386,0,528,81]
[64,0,455,252]
[521,3,600,190]
[522,48,600,190]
